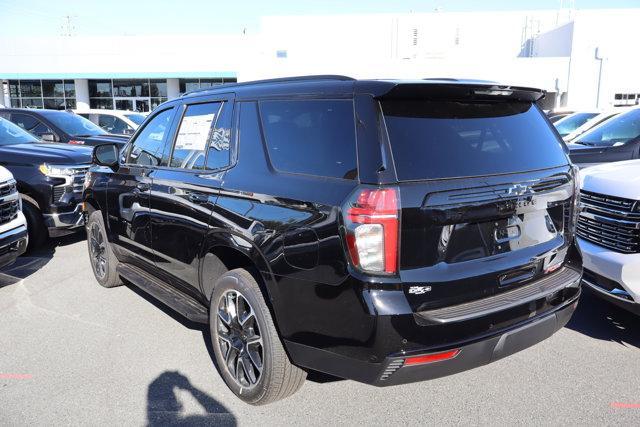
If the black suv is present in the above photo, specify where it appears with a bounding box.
[84,76,582,404]
[0,117,92,249]
[0,109,129,147]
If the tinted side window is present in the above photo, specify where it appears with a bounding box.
[126,108,174,166]
[206,102,232,170]
[171,102,221,169]
[259,99,357,179]
[11,113,39,132]
[32,121,54,136]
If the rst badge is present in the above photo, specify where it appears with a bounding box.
[408,285,432,295]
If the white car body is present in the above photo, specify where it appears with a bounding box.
[578,160,640,314]
[73,109,146,135]
[0,166,28,268]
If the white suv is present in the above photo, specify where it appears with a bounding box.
[74,109,146,135]
[0,166,28,269]
[578,160,640,314]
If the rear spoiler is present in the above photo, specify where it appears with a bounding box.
[357,81,545,103]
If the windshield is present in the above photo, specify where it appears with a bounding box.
[382,100,568,181]
[554,112,598,136]
[0,117,39,145]
[576,109,640,147]
[46,111,107,137]
[125,114,145,126]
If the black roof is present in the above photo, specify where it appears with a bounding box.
[181,75,545,102]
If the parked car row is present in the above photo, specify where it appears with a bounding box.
[548,107,640,167]
[0,108,130,262]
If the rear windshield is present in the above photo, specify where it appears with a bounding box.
[382,100,568,181]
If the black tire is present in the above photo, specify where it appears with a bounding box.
[21,197,47,252]
[86,210,122,288]
[210,269,306,405]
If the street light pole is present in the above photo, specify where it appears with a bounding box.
[595,47,605,108]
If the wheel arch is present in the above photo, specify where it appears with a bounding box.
[200,230,279,307]
[16,181,42,210]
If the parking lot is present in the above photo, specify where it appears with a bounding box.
[0,234,637,425]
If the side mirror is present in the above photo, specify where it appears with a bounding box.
[93,143,120,170]
[40,133,57,142]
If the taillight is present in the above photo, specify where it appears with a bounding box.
[68,140,85,145]
[344,187,399,274]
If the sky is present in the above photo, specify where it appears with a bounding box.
[0,0,635,37]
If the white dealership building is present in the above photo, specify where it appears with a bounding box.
[1,7,638,112]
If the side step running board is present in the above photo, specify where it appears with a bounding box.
[117,263,209,324]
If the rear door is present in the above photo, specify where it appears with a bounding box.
[379,97,576,311]
[149,94,234,294]
[105,106,177,270]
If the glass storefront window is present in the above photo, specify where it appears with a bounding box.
[113,79,148,97]
[44,98,67,110]
[150,97,168,110]
[64,80,75,98]
[178,78,236,94]
[21,98,44,108]
[179,79,199,93]
[90,98,114,109]
[20,80,42,97]
[42,80,64,97]
[199,78,224,88]
[89,80,112,97]
[149,79,167,97]
[10,98,21,108]
[8,80,19,97]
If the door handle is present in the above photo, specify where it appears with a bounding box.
[188,193,209,203]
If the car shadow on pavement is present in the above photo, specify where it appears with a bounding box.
[146,371,236,426]
[565,290,640,349]
[0,231,86,288]
[128,281,345,390]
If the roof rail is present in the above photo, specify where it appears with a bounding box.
[181,75,355,97]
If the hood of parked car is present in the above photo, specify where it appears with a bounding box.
[73,134,129,147]
[580,159,640,200]
[0,143,93,164]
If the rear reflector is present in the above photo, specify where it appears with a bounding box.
[404,349,460,366]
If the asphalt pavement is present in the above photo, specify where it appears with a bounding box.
[1,234,639,425]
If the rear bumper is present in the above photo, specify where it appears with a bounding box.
[286,293,579,386]
[283,266,581,386]
[0,224,28,269]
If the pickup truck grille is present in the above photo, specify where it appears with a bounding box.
[577,190,640,254]
[51,167,89,202]
[0,200,19,225]
[0,180,17,197]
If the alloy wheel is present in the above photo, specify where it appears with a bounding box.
[89,222,107,279]
[216,290,264,388]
